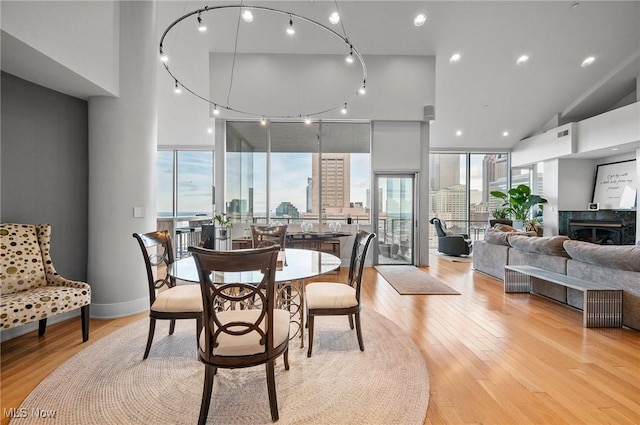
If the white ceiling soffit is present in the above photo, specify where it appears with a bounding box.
[0,31,115,99]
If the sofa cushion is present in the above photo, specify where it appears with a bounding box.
[484,227,536,246]
[493,223,517,232]
[563,240,640,272]
[508,235,571,257]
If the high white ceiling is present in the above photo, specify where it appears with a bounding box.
[157,0,640,151]
[3,1,639,153]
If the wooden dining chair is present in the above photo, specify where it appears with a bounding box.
[251,224,288,249]
[188,245,290,424]
[132,231,203,359]
[305,230,375,357]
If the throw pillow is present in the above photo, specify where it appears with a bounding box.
[508,235,571,257]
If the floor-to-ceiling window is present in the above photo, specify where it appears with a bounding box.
[429,152,509,248]
[157,150,214,217]
[225,121,371,227]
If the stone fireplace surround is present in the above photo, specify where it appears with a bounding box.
[558,210,636,245]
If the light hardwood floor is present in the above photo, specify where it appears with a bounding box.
[2,254,639,425]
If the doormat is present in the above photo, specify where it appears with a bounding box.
[374,265,460,295]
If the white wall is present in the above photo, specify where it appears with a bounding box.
[512,123,575,167]
[157,52,434,148]
[542,158,596,236]
[578,102,640,153]
[372,121,423,171]
[557,159,597,210]
[1,0,119,96]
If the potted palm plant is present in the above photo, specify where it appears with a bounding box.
[490,184,547,229]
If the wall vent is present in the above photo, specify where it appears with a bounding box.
[557,129,569,138]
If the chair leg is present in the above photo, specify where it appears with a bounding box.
[266,360,279,421]
[283,346,290,371]
[196,316,203,343]
[38,318,47,336]
[81,305,90,342]
[169,318,176,335]
[198,364,216,425]
[307,315,315,357]
[348,314,354,330]
[355,312,364,351]
[143,318,156,360]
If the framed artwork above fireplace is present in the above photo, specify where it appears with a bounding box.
[592,159,637,210]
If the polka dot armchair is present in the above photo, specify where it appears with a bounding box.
[0,223,91,341]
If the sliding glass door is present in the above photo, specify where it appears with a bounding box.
[374,174,415,265]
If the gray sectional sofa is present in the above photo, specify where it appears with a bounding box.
[473,227,640,331]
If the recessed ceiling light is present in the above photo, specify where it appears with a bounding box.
[455,130,463,136]
[207,128,213,134]
[502,131,509,137]
[516,55,530,65]
[414,14,427,27]
[449,53,462,64]
[581,56,595,67]
[329,12,340,25]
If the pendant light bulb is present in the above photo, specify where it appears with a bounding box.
[241,9,254,23]
[261,117,267,126]
[304,116,312,125]
[329,12,340,25]
[341,103,348,114]
[174,80,181,94]
[197,13,207,32]
[213,105,220,116]
[286,16,295,35]
[358,82,366,95]
[346,46,354,64]
[160,48,169,63]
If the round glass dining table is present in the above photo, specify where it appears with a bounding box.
[167,248,341,284]
[167,248,341,348]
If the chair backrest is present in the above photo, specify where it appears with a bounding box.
[188,245,281,359]
[0,223,48,295]
[132,230,176,306]
[347,230,376,302]
[251,225,288,249]
[429,217,447,237]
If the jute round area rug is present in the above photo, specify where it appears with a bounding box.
[15,309,429,425]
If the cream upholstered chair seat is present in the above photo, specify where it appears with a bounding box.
[198,309,290,356]
[305,282,358,309]
[0,223,91,341]
[152,285,203,313]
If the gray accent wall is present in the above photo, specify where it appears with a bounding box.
[1,71,88,281]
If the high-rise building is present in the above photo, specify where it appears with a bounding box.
[482,154,508,202]
[430,154,460,191]
[311,153,350,213]
[275,201,300,218]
